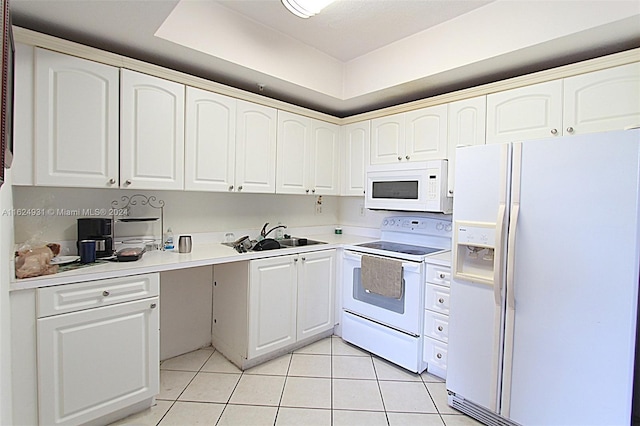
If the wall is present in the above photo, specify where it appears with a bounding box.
[12,186,340,244]
[0,170,15,425]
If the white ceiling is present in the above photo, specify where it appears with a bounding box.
[215,0,493,62]
[10,0,640,117]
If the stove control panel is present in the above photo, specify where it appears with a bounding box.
[381,216,452,236]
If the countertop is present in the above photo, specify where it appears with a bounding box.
[11,233,379,291]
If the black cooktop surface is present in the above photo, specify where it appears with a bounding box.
[355,241,442,256]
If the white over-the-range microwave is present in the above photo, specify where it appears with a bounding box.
[365,160,452,213]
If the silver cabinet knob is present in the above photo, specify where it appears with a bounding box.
[305,189,310,193]
[566,126,574,134]
[294,258,298,263]
[311,189,315,193]
[397,156,402,161]
[125,179,132,186]
[437,326,444,331]
[550,128,558,135]
[102,291,110,297]
[438,298,445,304]
[229,185,234,191]
[448,190,454,195]
[436,353,443,359]
[405,155,410,160]
[439,273,446,279]
[301,257,306,261]
[108,178,116,185]
[238,185,243,191]
[150,303,157,309]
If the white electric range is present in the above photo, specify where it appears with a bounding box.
[342,216,452,372]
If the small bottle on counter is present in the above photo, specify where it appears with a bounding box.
[275,222,284,240]
[164,228,175,250]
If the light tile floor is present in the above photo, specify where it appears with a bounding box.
[111,336,482,426]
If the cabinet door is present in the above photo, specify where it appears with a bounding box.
[486,80,563,144]
[185,87,236,192]
[563,63,640,135]
[249,255,297,359]
[236,100,277,193]
[297,250,335,341]
[341,121,369,196]
[447,96,486,197]
[120,69,185,190]
[370,114,405,165]
[405,104,448,162]
[276,111,312,195]
[35,48,119,188]
[37,298,159,426]
[311,120,341,195]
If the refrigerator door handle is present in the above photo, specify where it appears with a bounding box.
[488,201,507,411]
[501,142,522,418]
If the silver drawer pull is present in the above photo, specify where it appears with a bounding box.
[150,303,157,309]
[439,273,446,279]
[436,353,443,359]
[437,326,444,331]
[102,291,110,297]
[438,298,445,304]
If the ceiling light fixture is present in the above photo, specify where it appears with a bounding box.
[281,0,335,18]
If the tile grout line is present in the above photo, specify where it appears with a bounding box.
[156,349,218,426]
[273,352,294,426]
[370,353,391,426]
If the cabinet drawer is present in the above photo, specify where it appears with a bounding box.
[426,264,450,287]
[37,273,160,318]
[424,310,449,343]
[425,283,450,315]
[423,337,447,372]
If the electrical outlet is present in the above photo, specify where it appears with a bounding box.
[315,204,322,214]
[359,204,365,216]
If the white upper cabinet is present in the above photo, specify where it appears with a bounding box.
[563,62,640,135]
[310,120,340,195]
[276,111,340,195]
[236,100,278,193]
[185,87,237,192]
[341,121,370,196]
[370,105,447,165]
[34,48,120,188]
[277,111,312,195]
[370,113,405,165]
[405,104,448,162]
[447,96,486,197]
[486,80,563,144]
[120,69,185,190]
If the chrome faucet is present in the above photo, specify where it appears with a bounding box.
[260,222,287,238]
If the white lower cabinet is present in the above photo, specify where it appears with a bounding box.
[249,250,335,359]
[249,254,298,358]
[423,263,451,379]
[36,274,160,426]
[213,250,336,368]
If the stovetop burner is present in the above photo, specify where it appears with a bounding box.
[355,241,443,256]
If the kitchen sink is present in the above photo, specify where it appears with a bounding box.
[278,237,327,247]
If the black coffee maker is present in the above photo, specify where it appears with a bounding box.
[77,218,114,258]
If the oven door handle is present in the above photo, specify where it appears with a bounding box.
[344,250,422,273]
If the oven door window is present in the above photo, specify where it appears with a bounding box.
[371,180,419,200]
[352,267,405,314]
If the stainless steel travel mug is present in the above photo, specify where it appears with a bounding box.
[178,235,192,253]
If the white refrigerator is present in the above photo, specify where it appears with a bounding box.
[446,129,640,425]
